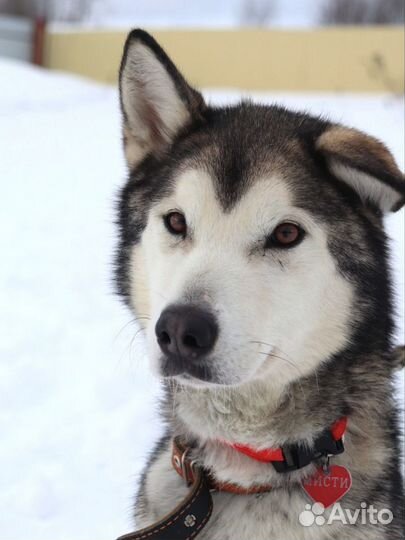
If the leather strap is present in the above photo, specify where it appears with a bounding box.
[116,467,213,540]
[116,418,347,539]
[172,438,274,495]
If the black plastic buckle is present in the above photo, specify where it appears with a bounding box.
[272,445,315,473]
[272,429,345,474]
[315,430,345,457]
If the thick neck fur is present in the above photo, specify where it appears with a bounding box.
[164,347,398,489]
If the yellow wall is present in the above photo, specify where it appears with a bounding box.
[43,27,404,92]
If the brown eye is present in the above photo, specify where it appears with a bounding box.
[164,211,187,236]
[268,222,304,248]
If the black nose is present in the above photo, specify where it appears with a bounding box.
[155,305,218,361]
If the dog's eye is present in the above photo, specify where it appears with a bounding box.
[164,211,187,236]
[267,222,304,249]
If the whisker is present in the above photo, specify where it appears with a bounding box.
[248,339,309,401]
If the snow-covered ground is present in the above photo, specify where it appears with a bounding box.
[0,59,403,540]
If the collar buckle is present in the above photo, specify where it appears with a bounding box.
[172,439,198,486]
[272,429,345,474]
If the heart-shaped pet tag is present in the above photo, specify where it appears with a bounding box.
[302,465,352,508]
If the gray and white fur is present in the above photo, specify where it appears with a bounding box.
[115,30,405,539]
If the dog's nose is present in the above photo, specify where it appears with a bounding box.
[155,305,218,360]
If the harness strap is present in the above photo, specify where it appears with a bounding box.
[116,467,213,540]
[172,438,274,495]
[116,417,347,539]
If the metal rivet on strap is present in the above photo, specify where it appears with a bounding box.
[184,514,197,528]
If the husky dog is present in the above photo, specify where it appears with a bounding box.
[116,30,405,540]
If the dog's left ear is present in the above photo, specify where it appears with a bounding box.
[119,29,206,169]
[316,126,405,213]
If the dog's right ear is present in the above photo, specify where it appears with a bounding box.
[119,29,206,169]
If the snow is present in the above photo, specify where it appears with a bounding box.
[47,0,344,30]
[0,59,403,540]
[51,0,323,29]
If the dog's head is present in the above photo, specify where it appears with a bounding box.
[116,30,404,390]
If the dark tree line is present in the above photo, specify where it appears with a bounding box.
[320,0,404,25]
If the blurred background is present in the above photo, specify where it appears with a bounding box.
[1,0,404,27]
[0,1,404,540]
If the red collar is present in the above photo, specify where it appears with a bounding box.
[229,417,348,463]
[172,417,348,494]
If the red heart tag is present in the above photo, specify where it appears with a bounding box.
[302,465,352,508]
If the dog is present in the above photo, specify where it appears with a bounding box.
[115,29,405,540]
